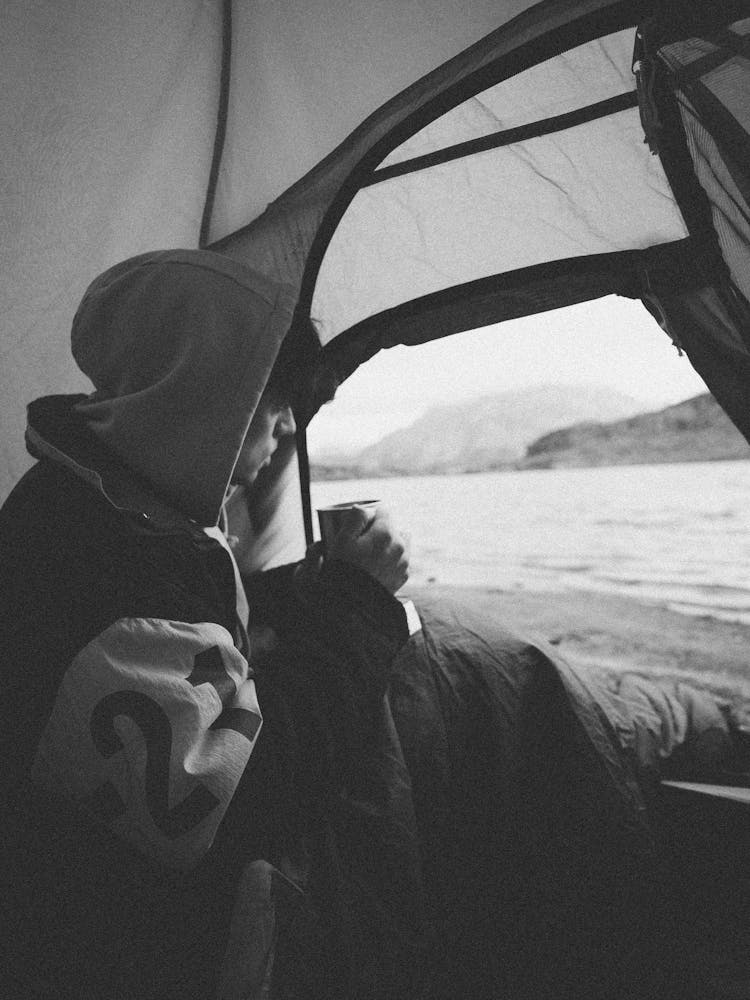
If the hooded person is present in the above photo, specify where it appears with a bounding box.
[0,251,714,1000]
[0,249,423,1000]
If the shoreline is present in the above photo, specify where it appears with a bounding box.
[406,583,750,685]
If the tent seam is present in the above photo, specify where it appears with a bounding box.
[199,0,232,249]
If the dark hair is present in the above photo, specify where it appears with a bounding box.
[266,313,340,426]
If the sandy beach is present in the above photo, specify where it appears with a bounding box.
[408,584,750,689]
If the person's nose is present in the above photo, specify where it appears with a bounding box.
[275,404,296,438]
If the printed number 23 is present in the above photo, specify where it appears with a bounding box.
[89,690,220,838]
[88,645,260,838]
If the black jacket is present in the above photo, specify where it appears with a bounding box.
[0,395,413,999]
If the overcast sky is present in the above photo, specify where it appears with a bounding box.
[307,294,709,458]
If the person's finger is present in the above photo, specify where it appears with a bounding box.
[359,521,405,562]
[303,540,325,572]
[337,503,376,537]
[325,504,410,593]
[354,507,397,547]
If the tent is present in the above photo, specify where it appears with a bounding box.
[4,0,750,563]
[4,3,750,996]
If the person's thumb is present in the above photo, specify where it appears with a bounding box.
[304,540,325,568]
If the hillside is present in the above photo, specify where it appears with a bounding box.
[312,384,642,479]
[520,392,750,468]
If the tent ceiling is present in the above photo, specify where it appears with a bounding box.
[1,0,532,502]
[312,104,688,345]
[209,0,530,242]
[380,27,638,166]
[4,0,750,557]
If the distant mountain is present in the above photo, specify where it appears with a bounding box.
[519,392,750,469]
[310,384,643,479]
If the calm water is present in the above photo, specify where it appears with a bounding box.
[311,460,750,625]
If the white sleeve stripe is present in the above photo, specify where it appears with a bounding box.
[32,617,262,870]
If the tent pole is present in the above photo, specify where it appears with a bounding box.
[296,428,314,547]
[199,0,233,248]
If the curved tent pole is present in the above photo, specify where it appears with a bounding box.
[200,0,233,249]
[296,428,314,546]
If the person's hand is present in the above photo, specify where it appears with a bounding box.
[326,505,410,594]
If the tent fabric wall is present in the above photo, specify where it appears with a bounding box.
[4,0,750,564]
[212,0,646,294]
[2,0,222,498]
[311,27,689,345]
[212,0,750,397]
[660,19,750,305]
[633,8,750,445]
[208,0,524,244]
[212,0,727,403]
[312,106,686,345]
[2,0,519,507]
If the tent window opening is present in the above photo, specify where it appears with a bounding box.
[307,296,727,612]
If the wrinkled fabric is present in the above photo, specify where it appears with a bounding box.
[382,591,750,1000]
[382,594,652,999]
[0,425,415,998]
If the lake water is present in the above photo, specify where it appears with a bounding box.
[311,460,750,626]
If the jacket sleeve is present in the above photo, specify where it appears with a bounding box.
[225,561,428,983]
[242,557,411,710]
[215,561,414,856]
[30,616,263,870]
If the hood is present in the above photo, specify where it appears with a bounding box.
[71,249,296,526]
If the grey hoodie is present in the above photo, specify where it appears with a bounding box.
[72,248,297,526]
